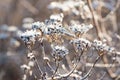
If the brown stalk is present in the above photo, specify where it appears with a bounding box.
[87,0,103,40]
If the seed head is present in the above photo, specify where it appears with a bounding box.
[52,45,69,60]
[70,23,93,34]
[93,39,115,53]
[21,30,41,43]
[70,38,91,51]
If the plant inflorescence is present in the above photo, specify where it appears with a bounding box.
[20,13,116,80]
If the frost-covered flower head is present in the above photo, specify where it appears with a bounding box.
[70,38,91,51]
[22,13,65,36]
[43,13,64,35]
[52,45,69,60]
[93,40,103,51]
[70,23,93,34]
[32,21,45,32]
[93,39,115,53]
[44,14,63,26]
[21,30,41,43]
[44,14,70,35]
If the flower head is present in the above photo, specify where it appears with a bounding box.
[93,39,115,53]
[52,45,69,60]
[70,23,93,34]
[21,30,41,43]
[70,38,91,51]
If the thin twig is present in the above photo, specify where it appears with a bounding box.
[98,72,106,80]
[81,53,103,80]
[52,61,60,79]
[41,42,46,57]
[34,57,43,75]
[62,50,84,78]
[47,62,55,73]
[86,63,119,68]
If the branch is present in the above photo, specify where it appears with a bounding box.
[87,0,103,40]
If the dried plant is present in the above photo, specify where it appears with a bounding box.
[20,12,118,80]
[0,0,120,80]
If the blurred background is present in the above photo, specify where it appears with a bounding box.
[0,0,53,26]
[0,0,120,80]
